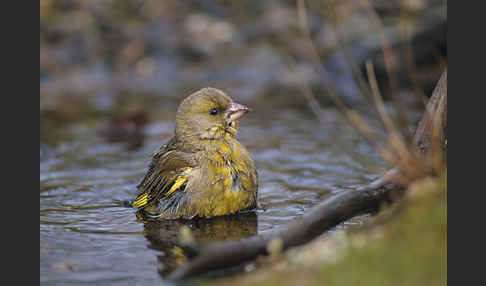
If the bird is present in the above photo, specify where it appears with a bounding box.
[132,87,258,220]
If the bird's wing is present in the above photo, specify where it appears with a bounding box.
[132,148,195,209]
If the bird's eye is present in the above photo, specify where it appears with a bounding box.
[210,108,218,115]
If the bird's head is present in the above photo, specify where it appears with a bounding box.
[175,88,251,142]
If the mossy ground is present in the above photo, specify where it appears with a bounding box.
[203,176,446,286]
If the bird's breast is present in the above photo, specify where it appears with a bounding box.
[191,140,256,216]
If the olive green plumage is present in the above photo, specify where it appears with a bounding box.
[133,87,258,219]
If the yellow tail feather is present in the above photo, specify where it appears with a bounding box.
[132,193,148,208]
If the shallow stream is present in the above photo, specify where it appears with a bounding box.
[40,95,388,285]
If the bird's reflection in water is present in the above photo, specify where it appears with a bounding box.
[141,211,258,277]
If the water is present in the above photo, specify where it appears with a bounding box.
[40,95,386,285]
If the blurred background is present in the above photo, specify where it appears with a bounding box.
[40,0,446,285]
[40,0,445,134]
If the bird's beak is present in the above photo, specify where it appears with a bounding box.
[226,102,251,123]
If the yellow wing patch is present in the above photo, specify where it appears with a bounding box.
[132,167,191,208]
[165,176,188,197]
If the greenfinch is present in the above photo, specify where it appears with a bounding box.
[133,87,258,219]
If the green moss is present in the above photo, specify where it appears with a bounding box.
[316,188,446,286]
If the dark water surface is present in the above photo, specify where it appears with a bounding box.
[40,96,387,285]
